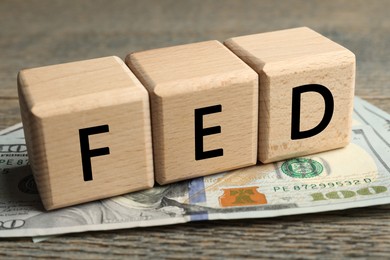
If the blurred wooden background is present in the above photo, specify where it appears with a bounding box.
[0,0,389,258]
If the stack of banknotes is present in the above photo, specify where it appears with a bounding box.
[0,97,389,239]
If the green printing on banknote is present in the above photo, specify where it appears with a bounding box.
[281,158,323,179]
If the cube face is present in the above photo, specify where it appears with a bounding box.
[225,27,355,163]
[18,56,154,210]
[126,41,258,184]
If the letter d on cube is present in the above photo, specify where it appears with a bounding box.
[225,27,355,163]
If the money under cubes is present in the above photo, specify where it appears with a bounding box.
[18,27,355,210]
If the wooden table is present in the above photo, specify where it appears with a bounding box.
[1,0,389,258]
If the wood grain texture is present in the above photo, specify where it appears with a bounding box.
[18,56,154,209]
[127,41,258,184]
[225,27,355,163]
[1,0,390,258]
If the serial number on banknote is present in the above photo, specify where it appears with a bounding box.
[273,178,373,192]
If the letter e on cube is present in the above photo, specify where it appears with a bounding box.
[126,41,258,184]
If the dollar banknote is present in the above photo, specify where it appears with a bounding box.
[0,122,23,138]
[353,96,390,148]
[0,97,389,237]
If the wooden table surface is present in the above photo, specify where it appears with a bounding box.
[1,0,389,258]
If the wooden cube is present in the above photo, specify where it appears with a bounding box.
[126,41,258,184]
[225,27,355,163]
[18,56,154,210]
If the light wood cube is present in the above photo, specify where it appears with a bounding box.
[224,27,355,163]
[18,56,154,210]
[126,41,258,184]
